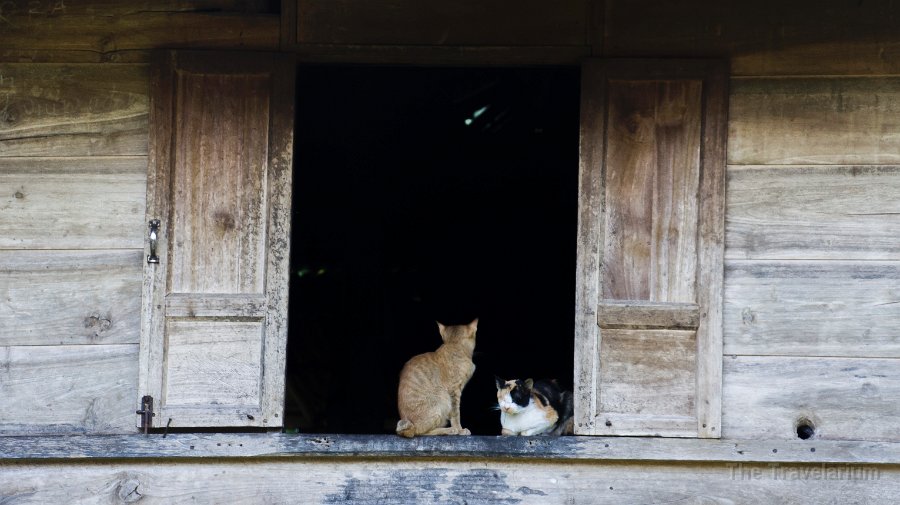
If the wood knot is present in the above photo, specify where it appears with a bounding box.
[116,477,144,503]
[14,191,24,199]
[213,210,236,233]
[84,313,112,337]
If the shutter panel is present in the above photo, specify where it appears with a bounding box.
[139,51,294,428]
[574,60,727,437]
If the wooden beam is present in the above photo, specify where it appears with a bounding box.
[598,301,699,329]
[3,433,900,465]
[2,458,897,504]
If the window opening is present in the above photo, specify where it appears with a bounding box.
[286,65,580,435]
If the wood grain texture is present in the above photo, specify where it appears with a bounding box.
[598,301,699,329]
[0,459,897,504]
[169,71,269,295]
[0,157,146,249]
[163,319,263,410]
[602,79,701,302]
[576,59,727,437]
[0,5,278,55]
[0,64,148,156]
[723,356,900,441]
[4,433,900,464]
[604,0,900,76]
[0,250,142,346]
[726,166,900,260]
[291,0,588,46]
[724,260,900,358]
[573,59,606,434]
[140,51,294,428]
[728,78,900,165]
[0,344,138,435]
[600,329,697,419]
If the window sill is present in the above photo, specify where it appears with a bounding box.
[2,433,898,464]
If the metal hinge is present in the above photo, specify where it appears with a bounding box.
[136,395,155,434]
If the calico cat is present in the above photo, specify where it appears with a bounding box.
[396,319,478,437]
[495,377,574,436]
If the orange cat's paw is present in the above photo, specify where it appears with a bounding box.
[458,428,471,436]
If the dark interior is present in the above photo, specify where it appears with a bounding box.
[285,65,580,435]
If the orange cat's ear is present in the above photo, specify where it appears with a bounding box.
[468,318,479,331]
[436,321,446,333]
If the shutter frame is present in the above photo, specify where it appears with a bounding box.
[574,59,727,438]
[138,51,295,428]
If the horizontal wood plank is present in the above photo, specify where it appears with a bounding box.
[292,0,588,46]
[0,9,278,55]
[165,294,267,318]
[723,356,900,441]
[726,166,900,260]
[0,344,138,435]
[0,458,897,504]
[728,77,900,165]
[0,250,142,346]
[0,64,148,156]
[724,261,900,357]
[0,157,147,249]
[604,0,900,76]
[598,301,699,329]
[4,433,900,464]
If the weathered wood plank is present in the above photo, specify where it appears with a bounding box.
[0,64,148,156]
[4,433,900,464]
[604,0,900,76]
[602,79,701,302]
[140,51,294,429]
[726,166,900,260]
[0,157,146,249]
[0,8,279,54]
[291,0,588,47]
[723,356,900,441]
[600,329,697,420]
[728,78,900,165]
[0,344,138,435]
[0,459,897,504]
[0,250,142,346]
[598,301,699,329]
[724,261,900,358]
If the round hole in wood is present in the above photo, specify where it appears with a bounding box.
[796,418,816,440]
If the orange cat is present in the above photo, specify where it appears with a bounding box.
[396,319,478,437]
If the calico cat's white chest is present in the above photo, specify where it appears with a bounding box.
[499,401,557,436]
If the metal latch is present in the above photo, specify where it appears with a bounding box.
[147,220,160,264]
[136,395,155,434]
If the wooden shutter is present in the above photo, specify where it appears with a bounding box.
[574,60,727,438]
[139,51,294,428]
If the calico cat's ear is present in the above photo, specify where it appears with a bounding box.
[495,376,505,390]
[524,378,534,390]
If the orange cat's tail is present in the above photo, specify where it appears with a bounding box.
[396,419,416,438]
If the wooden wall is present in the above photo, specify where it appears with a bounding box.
[0,1,278,435]
[2,0,899,444]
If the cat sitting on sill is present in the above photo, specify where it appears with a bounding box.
[396,319,478,437]
[495,377,574,436]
